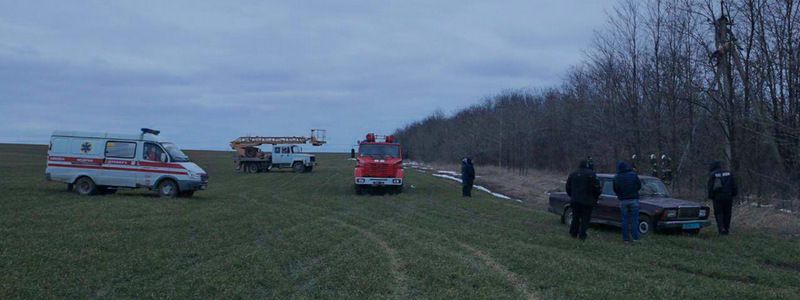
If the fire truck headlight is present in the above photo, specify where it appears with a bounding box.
[356,178,365,183]
[392,179,402,184]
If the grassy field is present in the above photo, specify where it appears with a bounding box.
[1,144,799,299]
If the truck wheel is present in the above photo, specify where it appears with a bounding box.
[638,215,654,235]
[157,179,179,198]
[75,177,97,195]
[246,163,259,174]
[179,191,194,198]
[292,162,305,173]
[355,185,365,195]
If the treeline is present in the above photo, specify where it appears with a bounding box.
[395,0,800,201]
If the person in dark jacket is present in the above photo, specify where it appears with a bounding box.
[613,161,642,243]
[708,161,738,235]
[565,160,602,240]
[461,157,475,197]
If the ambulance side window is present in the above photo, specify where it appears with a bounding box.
[143,143,165,161]
[105,141,136,158]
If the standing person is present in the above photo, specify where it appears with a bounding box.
[565,160,602,240]
[708,161,738,235]
[613,161,642,244]
[461,157,475,197]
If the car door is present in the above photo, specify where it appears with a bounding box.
[102,140,138,187]
[595,179,620,224]
[137,142,168,187]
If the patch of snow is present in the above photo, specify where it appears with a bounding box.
[436,170,461,176]
[779,209,794,214]
[431,174,521,203]
[347,158,357,161]
[749,202,774,208]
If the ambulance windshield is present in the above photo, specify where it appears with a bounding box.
[161,143,190,162]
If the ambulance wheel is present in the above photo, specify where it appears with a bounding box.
[75,177,97,196]
[66,183,74,192]
[292,162,305,173]
[246,163,259,174]
[157,179,179,198]
[179,191,194,198]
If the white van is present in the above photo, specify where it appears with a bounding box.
[46,128,208,197]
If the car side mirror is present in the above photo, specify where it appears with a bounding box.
[160,153,168,163]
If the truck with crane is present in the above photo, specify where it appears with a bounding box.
[354,133,404,194]
[230,129,326,173]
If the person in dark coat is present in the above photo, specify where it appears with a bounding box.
[565,160,602,240]
[708,161,738,235]
[613,161,642,243]
[461,157,475,197]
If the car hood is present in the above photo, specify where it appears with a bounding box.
[178,162,206,174]
[640,197,702,208]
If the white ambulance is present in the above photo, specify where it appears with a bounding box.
[45,128,208,198]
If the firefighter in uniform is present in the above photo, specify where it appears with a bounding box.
[708,161,738,235]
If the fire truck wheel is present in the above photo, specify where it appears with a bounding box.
[157,179,179,198]
[75,177,97,196]
[292,162,305,173]
[246,163,259,174]
[354,185,365,195]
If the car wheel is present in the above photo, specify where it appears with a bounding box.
[246,163,259,174]
[158,180,179,198]
[638,215,654,235]
[180,191,194,198]
[75,177,97,196]
[563,207,573,226]
[292,162,305,173]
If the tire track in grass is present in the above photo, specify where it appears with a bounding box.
[456,242,539,300]
[324,217,409,299]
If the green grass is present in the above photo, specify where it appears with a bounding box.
[1,144,798,299]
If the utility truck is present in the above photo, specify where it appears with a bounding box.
[354,133,404,194]
[230,129,326,173]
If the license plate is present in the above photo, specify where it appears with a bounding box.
[682,223,701,229]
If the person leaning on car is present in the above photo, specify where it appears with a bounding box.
[707,161,738,235]
[613,161,642,244]
[565,160,601,240]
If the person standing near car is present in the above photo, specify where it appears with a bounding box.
[565,160,602,240]
[613,161,642,244]
[708,161,738,235]
[461,157,475,197]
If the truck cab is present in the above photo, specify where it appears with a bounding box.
[271,144,316,172]
[354,133,404,194]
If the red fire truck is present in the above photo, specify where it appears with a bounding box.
[354,133,404,194]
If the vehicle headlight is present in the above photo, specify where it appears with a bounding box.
[188,171,201,179]
[699,209,707,217]
[665,209,677,218]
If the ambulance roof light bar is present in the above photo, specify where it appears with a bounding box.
[141,128,161,136]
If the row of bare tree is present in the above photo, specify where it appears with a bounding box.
[394,0,799,202]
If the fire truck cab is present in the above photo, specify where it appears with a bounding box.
[45,128,208,198]
[354,133,404,194]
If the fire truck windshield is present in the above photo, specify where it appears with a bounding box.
[161,143,190,162]
[359,144,400,158]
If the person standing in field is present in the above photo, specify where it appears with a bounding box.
[565,160,602,240]
[461,157,475,197]
[613,161,642,244]
[708,161,738,235]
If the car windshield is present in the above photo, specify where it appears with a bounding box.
[359,144,400,158]
[161,142,190,162]
[640,178,670,197]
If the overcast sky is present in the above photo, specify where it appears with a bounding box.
[0,0,614,151]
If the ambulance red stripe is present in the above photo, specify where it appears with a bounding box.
[47,163,188,175]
